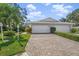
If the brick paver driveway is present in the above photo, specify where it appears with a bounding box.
[25,34,79,56]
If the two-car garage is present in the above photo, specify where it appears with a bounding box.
[31,18,73,34]
[32,24,72,33]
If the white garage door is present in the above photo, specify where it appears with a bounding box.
[54,25,71,32]
[32,25,50,33]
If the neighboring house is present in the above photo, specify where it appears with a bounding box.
[31,18,74,33]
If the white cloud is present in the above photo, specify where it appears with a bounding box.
[53,4,63,9]
[44,3,51,6]
[65,5,73,9]
[56,14,64,17]
[27,4,36,11]
[52,4,71,14]
[29,11,42,16]
[27,11,45,19]
[52,4,73,17]
[27,4,46,20]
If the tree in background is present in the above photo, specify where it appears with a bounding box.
[66,9,79,24]
[59,18,67,22]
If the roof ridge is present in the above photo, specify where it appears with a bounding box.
[39,17,58,22]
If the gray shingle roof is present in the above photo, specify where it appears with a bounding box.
[31,17,74,25]
[39,17,58,22]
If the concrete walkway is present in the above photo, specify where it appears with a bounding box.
[23,34,79,56]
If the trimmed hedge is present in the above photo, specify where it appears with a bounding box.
[55,32,79,42]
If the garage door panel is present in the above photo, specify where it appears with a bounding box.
[54,25,70,32]
[32,25,50,33]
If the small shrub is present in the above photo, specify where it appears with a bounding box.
[4,31,15,36]
[50,27,56,33]
[4,36,15,41]
[71,28,78,33]
[19,26,26,32]
[25,26,32,33]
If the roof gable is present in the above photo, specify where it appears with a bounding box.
[39,17,58,22]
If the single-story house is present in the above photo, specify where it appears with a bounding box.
[31,18,74,33]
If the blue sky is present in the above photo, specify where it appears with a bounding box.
[19,3,79,21]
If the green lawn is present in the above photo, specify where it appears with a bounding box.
[0,33,31,56]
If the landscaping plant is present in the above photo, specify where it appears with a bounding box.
[0,34,30,56]
[71,28,78,33]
